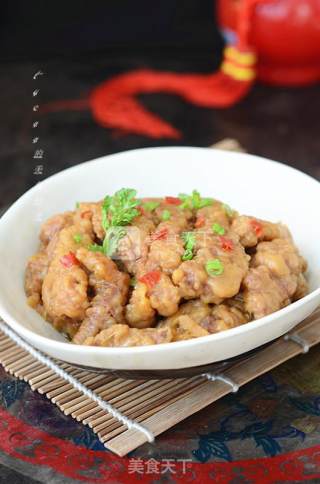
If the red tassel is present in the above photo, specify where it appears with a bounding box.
[89,0,258,139]
[40,0,260,139]
[89,49,255,139]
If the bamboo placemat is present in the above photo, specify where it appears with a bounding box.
[1,308,320,457]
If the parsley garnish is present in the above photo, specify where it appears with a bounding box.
[205,259,224,276]
[88,243,104,253]
[212,223,225,235]
[73,234,83,243]
[143,201,160,212]
[89,188,140,257]
[179,190,213,210]
[102,188,140,227]
[162,209,171,221]
[75,202,80,209]
[181,231,196,261]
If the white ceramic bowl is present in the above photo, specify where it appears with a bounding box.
[0,147,319,372]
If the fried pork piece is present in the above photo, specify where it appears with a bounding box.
[42,226,92,322]
[172,260,207,299]
[133,205,190,279]
[116,214,155,275]
[84,324,172,347]
[160,315,209,341]
[173,235,249,303]
[243,238,308,319]
[126,282,155,328]
[251,238,307,277]
[160,300,210,341]
[148,273,180,316]
[293,274,309,301]
[118,201,190,277]
[40,211,74,246]
[25,252,49,307]
[231,215,291,248]
[174,299,211,323]
[202,299,250,333]
[139,197,192,226]
[126,271,180,328]
[243,266,291,319]
[154,202,192,229]
[50,315,81,339]
[146,221,185,274]
[72,248,130,344]
[161,298,249,340]
[194,201,233,230]
[74,202,104,239]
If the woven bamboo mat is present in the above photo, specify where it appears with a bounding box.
[0,308,320,456]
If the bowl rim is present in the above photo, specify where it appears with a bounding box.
[0,146,320,357]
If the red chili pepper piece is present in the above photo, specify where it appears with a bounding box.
[250,219,263,237]
[195,215,205,228]
[151,227,169,241]
[81,210,92,219]
[137,206,145,216]
[165,196,181,205]
[60,252,79,268]
[219,236,234,251]
[139,270,161,289]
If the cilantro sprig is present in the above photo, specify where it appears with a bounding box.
[143,201,160,212]
[102,188,140,227]
[89,188,140,257]
[179,190,213,210]
[181,231,196,261]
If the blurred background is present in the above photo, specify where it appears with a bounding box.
[1,0,319,213]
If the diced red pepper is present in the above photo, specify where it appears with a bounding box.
[219,236,234,252]
[151,227,169,241]
[139,270,161,289]
[137,206,146,216]
[195,215,205,228]
[165,196,181,205]
[250,219,263,237]
[81,210,92,219]
[60,252,79,268]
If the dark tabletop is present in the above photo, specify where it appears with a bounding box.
[0,49,320,483]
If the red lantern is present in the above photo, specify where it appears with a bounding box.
[218,0,320,86]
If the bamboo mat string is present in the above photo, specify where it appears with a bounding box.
[203,373,239,392]
[284,332,310,353]
[0,321,154,443]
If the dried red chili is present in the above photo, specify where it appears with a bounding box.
[219,236,234,252]
[80,210,92,219]
[151,227,169,241]
[60,252,79,268]
[195,215,205,228]
[250,219,263,237]
[165,196,181,205]
[139,270,161,289]
[137,206,146,216]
